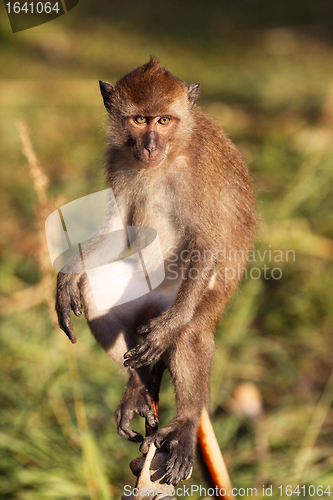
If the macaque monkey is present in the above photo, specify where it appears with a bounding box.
[56,57,255,486]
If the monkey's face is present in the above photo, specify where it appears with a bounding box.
[99,57,200,168]
[126,114,179,168]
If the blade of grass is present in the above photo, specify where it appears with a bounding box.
[292,367,333,485]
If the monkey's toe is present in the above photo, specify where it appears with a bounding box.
[164,443,193,486]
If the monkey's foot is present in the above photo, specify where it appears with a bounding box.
[115,385,157,442]
[139,418,195,486]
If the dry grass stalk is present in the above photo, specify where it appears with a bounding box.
[16,121,108,498]
[17,121,49,205]
[16,120,64,323]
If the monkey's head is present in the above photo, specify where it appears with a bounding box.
[99,57,200,169]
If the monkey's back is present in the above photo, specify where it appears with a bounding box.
[181,108,255,256]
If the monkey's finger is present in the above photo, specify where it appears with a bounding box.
[71,297,82,317]
[123,352,150,368]
[62,327,77,344]
[124,348,158,368]
[137,407,158,428]
[124,341,163,367]
[116,414,143,442]
[137,323,151,335]
[124,359,145,368]
[118,426,143,442]
[115,407,143,442]
[146,412,158,428]
[139,434,156,454]
[124,355,157,368]
[155,433,168,449]
[58,312,78,344]
[123,344,153,365]
[123,342,149,360]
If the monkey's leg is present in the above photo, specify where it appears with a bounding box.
[115,364,158,442]
[85,306,159,444]
[140,321,215,486]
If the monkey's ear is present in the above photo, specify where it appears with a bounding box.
[99,80,114,111]
[187,83,200,107]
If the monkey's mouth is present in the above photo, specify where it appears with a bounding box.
[135,152,166,169]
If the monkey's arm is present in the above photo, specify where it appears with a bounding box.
[124,240,218,368]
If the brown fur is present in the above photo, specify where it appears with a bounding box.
[117,57,185,111]
[56,57,256,486]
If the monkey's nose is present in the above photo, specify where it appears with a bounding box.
[144,142,156,154]
[144,146,154,154]
[144,132,157,155]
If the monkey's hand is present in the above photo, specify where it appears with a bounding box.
[115,384,157,442]
[56,272,83,344]
[123,311,180,368]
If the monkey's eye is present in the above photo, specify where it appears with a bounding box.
[159,117,171,125]
[134,116,147,124]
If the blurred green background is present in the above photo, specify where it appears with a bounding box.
[1,1,333,498]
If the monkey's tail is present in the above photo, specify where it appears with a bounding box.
[197,407,235,500]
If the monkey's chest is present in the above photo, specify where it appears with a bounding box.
[130,198,183,258]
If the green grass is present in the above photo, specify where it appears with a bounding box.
[1,3,333,498]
